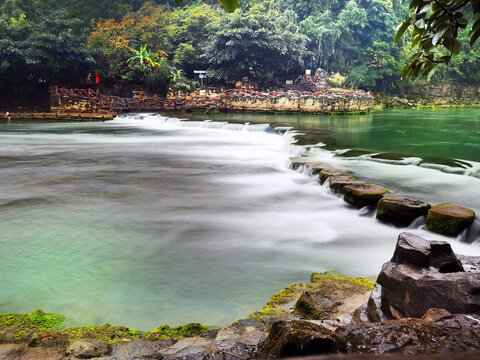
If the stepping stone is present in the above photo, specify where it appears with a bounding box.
[289,157,311,170]
[376,196,431,227]
[329,175,357,192]
[319,168,351,184]
[426,203,475,236]
[308,162,331,175]
[343,183,389,208]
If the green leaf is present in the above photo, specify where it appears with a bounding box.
[218,0,239,12]
[432,27,446,45]
[470,27,480,45]
[395,19,411,44]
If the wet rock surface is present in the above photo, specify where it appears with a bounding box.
[376,196,431,227]
[343,184,389,208]
[319,169,351,184]
[426,203,475,236]
[262,320,344,358]
[329,176,358,193]
[367,232,478,321]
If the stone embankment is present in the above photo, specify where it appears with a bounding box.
[0,112,114,122]
[51,88,375,114]
[289,156,477,238]
[1,233,479,359]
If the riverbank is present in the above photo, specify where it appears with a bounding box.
[2,236,479,359]
[0,112,115,122]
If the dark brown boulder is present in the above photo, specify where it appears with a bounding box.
[426,203,475,236]
[329,176,358,193]
[376,196,431,226]
[262,320,345,358]
[390,232,431,267]
[336,311,480,355]
[367,233,477,322]
[343,184,389,208]
[319,169,351,184]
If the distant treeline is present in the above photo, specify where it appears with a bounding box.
[1,0,480,99]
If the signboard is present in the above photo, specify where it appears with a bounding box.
[194,70,206,74]
[285,80,293,85]
[305,69,311,75]
[199,74,206,79]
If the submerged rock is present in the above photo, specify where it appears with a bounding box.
[367,232,478,321]
[319,169,351,184]
[426,203,475,236]
[343,183,389,208]
[262,320,344,358]
[328,175,358,193]
[376,196,431,227]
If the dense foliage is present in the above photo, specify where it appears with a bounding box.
[1,0,480,99]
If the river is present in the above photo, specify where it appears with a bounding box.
[0,109,479,330]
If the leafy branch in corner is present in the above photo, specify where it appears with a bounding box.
[396,0,480,79]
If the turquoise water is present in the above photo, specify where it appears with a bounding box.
[0,111,479,330]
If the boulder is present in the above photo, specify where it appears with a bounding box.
[426,203,475,236]
[329,176,358,192]
[343,184,389,208]
[66,339,111,359]
[319,169,351,184]
[336,311,480,355]
[376,196,431,226]
[367,232,478,321]
[261,320,344,358]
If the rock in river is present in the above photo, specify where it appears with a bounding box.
[328,175,358,193]
[426,203,475,236]
[319,169,351,184]
[343,183,389,208]
[367,232,478,321]
[376,195,431,227]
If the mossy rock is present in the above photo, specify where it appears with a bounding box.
[329,175,358,193]
[376,196,431,227]
[0,310,66,342]
[343,183,390,208]
[426,203,475,236]
[246,271,374,322]
[319,169,351,184]
[143,323,209,341]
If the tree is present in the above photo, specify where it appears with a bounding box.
[395,0,480,79]
[202,1,309,85]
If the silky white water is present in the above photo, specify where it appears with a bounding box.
[0,113,479,330]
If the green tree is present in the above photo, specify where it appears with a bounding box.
[203,1,309,85]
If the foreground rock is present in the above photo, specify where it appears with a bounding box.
[329,176,358,193]
[376,196,431,226]
[337,309,480,355]
[66,339,110,359]
[262,320,344,357]
[367,232,478,321]
[426,203,475,236]
[343,184,389,208]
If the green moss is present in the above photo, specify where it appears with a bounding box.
[311,271,375,291]
[0,310,66,342]
[58,324,142,343]
[144,323,209,341]
[28,309,66,330]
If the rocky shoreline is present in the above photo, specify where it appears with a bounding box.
[1,232,479,359]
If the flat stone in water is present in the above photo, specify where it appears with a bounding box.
[343,183,389,208]
[319,169,351,184]
[376,195,431,227]
[329,175,357,192]
[426,203,475,236]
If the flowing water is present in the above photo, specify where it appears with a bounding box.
[1,110,479,330]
